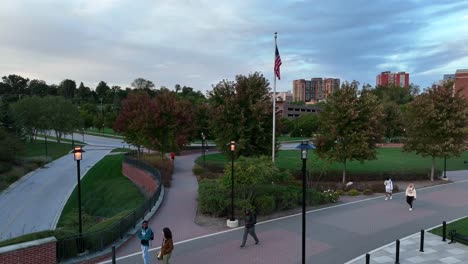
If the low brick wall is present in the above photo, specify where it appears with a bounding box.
[0,237,57,264]
[122,162,158,197]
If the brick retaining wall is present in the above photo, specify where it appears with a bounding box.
[122,162,157,198]
[0,237,57,264]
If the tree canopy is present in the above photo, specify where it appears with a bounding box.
[404,81,468,181]
[315,81,384,183]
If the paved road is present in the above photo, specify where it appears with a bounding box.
[0,139,116,241]
[103,170,468,264]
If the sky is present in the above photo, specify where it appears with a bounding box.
[0,0,467,93]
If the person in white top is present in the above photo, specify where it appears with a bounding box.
[405,183,417,211]
[384,178,393,200]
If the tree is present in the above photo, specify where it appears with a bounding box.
[131,78,155,90]
[1,74,29,95]
[11,96,47,141]
[28,80,49,97]
[77,82,92,101]
[404,82,468,181]
[290,114,319,137]
[277,117,294,135]
[44,96,80,142]
[113,92,157,151]
[208,72,274,157]
[95,81,110,99]
[315,81,384,183]
[59,79,76,99]
[0,128,24,163]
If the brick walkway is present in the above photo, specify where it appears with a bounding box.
[346,231,468,264]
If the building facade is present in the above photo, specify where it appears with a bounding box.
[455,69,468,99]
[274,91,293,102]
[376,71,410,87]
[275,101,321,119]
[293,77,340,103]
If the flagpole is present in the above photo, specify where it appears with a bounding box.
[272,32,277,162]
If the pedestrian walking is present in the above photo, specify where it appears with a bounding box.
[157,227,174,263]
[240,208,259,248]
[405,183,417,211]
[384,177,393,200]
[170,152,175,162]
[138,220,154,264]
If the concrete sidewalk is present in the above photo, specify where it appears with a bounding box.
[346,232,468,264]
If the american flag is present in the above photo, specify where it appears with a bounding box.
[274,44,282,80]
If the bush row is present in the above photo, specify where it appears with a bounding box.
[198,179,339,217]
[294,169,441,182]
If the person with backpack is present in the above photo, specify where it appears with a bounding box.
[384,177,394,200]
[240,208,259,248]
[138,220,154,264]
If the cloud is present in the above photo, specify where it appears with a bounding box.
[0,0,467,91]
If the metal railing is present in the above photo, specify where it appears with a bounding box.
[56,154,162,261]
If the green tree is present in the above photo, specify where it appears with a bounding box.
[315,81,384,183]
[0,128,24,163]
[59,79,76,99]
[95,81,110,100]
[208,72,274,157]
[290,114,319,137]
[77,82,92,101]
[11,96,47,141]
[1,74,30,95]
[44,96,80,142]
[131,78,155,90]
[28,80,49,97]
[404,82,468,181]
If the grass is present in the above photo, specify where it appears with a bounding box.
[0,230,57,247]
[24,141,73,160]
[57,154,144,231]
[195,148,468,173]
[277,136,311,142]
[430,217,468,245]
[86,127,117,135]
[110,148,133,153]
[36,134,85,145]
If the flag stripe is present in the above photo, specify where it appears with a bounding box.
[274,44,282,80]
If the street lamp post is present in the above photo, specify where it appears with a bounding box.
[443,155,448,180]
[295,141,315,264]
[201,132,206,167]
[73,146,85,240]
[226,141,239,228]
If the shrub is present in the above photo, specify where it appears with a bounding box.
[347,189,360,196]
[335,189,344,196]
[198,179,228,216]
[235,199,255,216]
[254,195,276,215]
[363,189,373,195]
[192,165,204,176]
[322,189,339,203]
[275,186,300,210]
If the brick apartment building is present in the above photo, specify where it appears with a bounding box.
[293,78,340,103]
[273,91,293,102]
[454,69,468,98]
[376,71,410,87]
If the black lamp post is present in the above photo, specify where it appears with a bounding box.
[73,146,85,238]
[44,133,48,162]
[443,155,447,179]
[201,133,206,167]
[227,141,236,221]
[295,141,315,264]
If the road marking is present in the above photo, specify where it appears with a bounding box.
[98,179,468,263]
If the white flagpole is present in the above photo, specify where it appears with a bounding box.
[272,32,277,162]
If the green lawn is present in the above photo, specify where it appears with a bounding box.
[86,127,117,135]
[431,217,468,245]
[36,134,85,145]
[196,148,468,173]
[111,148,132,153]
[24,142,74,160]
[277,136,311,142]
[57,154,144,230]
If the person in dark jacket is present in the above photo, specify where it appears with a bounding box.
[137,220,153,264]
[240,209,259,248]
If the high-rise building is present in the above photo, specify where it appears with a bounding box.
[376,71,410,87]
[293,77,340,103]
[455,69,468,98]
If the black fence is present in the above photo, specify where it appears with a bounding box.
[56,154,163,262]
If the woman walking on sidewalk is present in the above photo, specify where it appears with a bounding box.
[384,177,393,200]
[158,227,174,264]
[405,183,417,211]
